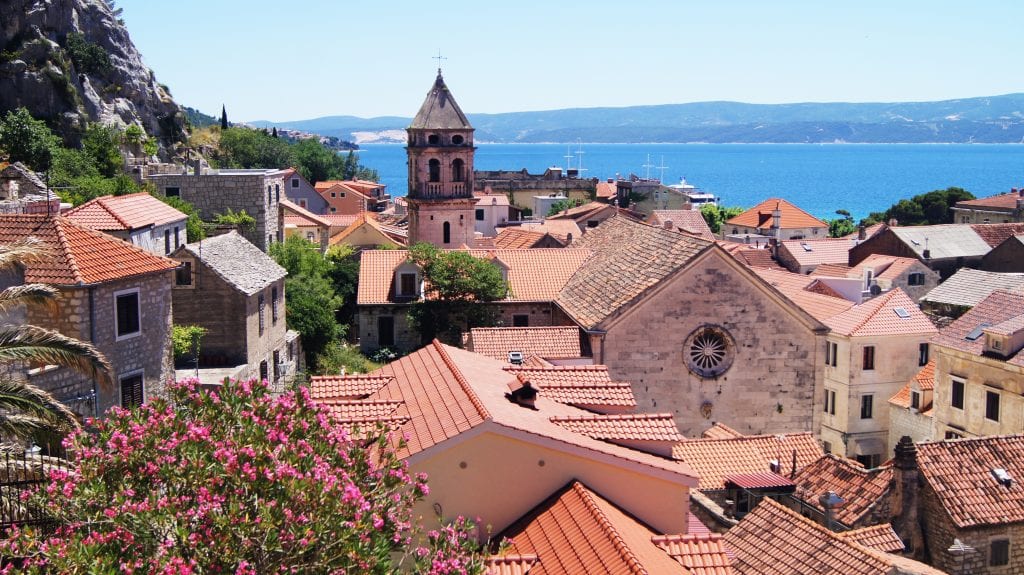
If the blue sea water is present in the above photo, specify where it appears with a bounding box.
[353,143,1024,221]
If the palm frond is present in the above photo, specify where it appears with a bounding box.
[0,283,59,314]
[0,379,80,435]
[0,325,113,388]
[0,238,52,269]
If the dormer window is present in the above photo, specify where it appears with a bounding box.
[399,273,417,297]
[394,261,422,300]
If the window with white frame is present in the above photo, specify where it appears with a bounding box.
[114,288,141,340]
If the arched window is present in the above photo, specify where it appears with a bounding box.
[452,134,464,145]
[443,221,451,244]
[428,134,440,145]
[452,158,465,182]
[428,159,441,183]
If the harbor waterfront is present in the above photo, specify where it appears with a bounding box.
[355,142,1024,221]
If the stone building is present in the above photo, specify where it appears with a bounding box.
[0,215,177,417]
[887,361,936,450]
[64,192,188,256]
[920,268,1024,319]
[930,290,1024,439]
[170,231,296,388]
[405,71,477,247]
[813,254,941,304]
[647,209,716,241]
[952,188,1024,224]
[0,162,46,200]
[557,215,828,436]
[980,234,1024,273]
[474,167,596,214]
[148,168,286,251]
[722,198,828,241]
[313,180,388,215]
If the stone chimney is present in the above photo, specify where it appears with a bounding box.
[888,218,898,227]
[857,224,867,241]
[1016,188,1024,211]
[663,220,674,230]
[891,436,924,558]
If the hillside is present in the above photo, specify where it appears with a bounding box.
[253,93,1024,144]
[0,0,186,152]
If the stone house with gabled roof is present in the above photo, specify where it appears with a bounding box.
[280,168,329,214]
[887,361,937,450]
[64,192,188,256]
[556,215,829,437]
[0,215,178,417]
[169,231,297,388]
[952,188,1024,224]
[812,254,940,304]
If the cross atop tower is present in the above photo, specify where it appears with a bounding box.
[433,49,447,74]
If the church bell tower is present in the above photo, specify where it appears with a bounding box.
[405,70,477,247]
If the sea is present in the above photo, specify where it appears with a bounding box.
[352,143,1024,221]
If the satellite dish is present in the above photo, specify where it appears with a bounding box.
[869,284,882,296]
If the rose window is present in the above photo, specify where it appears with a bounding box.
[683,325,735,378]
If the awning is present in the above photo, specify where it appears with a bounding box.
[725,472,796,492]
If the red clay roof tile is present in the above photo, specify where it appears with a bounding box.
[824,289,937,337]
[673,432,823,490]
[308,374,393,399]
[464,327,582,361]
[64,192,187,231]
[932,290,1024,367]
[837,524,905,553]
[725,198,827,231]
[792,455,893,526]
[651,533,736,575]
[549,413,685,443]
[648,210,716,241]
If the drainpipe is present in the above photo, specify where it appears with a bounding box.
[88,286,99,419]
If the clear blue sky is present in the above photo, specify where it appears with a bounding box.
[118,0,1024,123]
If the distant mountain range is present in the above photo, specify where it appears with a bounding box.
[250,93,1024,144]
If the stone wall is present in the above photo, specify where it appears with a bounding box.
[921,482,1024,574]
[981,239,1024,273]
[932,345,1024,438]
[887,406,934,454]
[597,250,824,436]
[149,172,283,251]
[407,198,477,247]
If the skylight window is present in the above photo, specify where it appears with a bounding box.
[894,308,911,319]
[910,238,921,246]
[801,243,813,252]
[965,323,992,341]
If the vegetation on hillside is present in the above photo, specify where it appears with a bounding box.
[861,187,975,226]
[699,204,745,235]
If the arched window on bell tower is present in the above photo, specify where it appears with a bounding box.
[428,159,441,183]
[443,221,451,244]
[452,159,465,182]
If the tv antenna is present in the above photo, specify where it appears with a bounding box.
[433,49,447,73]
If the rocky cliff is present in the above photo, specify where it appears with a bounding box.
[0,0,186,152]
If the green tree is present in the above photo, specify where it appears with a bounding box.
[217,127,292,169]
[220,104,228,130]
[154,194,206,242]
[862,187,975,226]
[326,243,361,328]
[406,243,508,345]
[341,150,379,181]
[291,137,341,184]
[828,209,857,238]
[171,324,206,365]
[0,108,59,170]
[547,199,575,217]
[213,207,257,231]
[699,203,745,235]
[0,240,113,440]
[81,123,123,178]
[63,32,112,76]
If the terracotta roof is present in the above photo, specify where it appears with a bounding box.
[64,192,187,231]
[357,248,591,305]
[321,213,360,227]
[824,289,937,337]
[956,190,1024,211]
[463,327,582,361]
[917,435,1024,528]
[483,554,538,575]
[280,198,331,227]
[549,413,685,443]
[648,210,716,241]
[724,472,795,490]
[778,238,859,268]
[932,290,1024,367]
[557,215,712,329]
[324,342,695,479]
[546,201,616,224]
[722,499,942,575]
[811,263,853,277]
[837,524,905,553]
[717,242,785,270]
[177,231,286,296]
[855,254,921,281]
[319,399,406,425]
[498,481,688,575]
[921,268,1024,308]
[307,374,393,399]
[701,422,743,439]
[595,181,617,199]
[494,228,549,249]
[329,213,404,247]
[750,268,854,323]
[672,432,823,490]
[969,222,1024,247]
[515,220,582,243]
[651,533,736,575]
[504,365,637,412]
[0,215,178,286]
[475,193,510,207]
[724,198,827,231]
[889,361,935,411]
[792,455,893,526]
[410,71,472,130]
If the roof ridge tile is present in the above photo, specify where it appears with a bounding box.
[431,340,492,421]
[571,482,651,575]
[53,219,85,284]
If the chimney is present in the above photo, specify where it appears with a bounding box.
[663,219,674,230]
[857,224,866,241]
[922,237,930,260]
[891,436,924,558]
[818,491,845,532]
[506,374,537,408]
[888,218,898,227]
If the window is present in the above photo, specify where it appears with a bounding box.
[945,430,963,440]
[452,134,464,145]
[299,199,307,208]
[378,316,395,347]
[306,232,315,241]
[275,184,280,203]
[339,192,345,198]
[173,227,180,249]
[330,207,337,213]
[684,326,736,378]
[907,272,925,286]
[273,350,280,382]
[862,346,875,370]
[163,229,171,254]
[331,192,336,198]
[427,134,440,145]
[919,343,929,366]
[291,178,299,188]
[983,218,991,224]
[825,341,837,367]
[822,441,832,454]
[164,186,180,198]
[856,453,881,469]
[175,261,192,286]
[824,389,836,415]
[475,209,485,221]
[452,158,465,182]
[429,159,441,183]
[951,378,965,409]
[443,221,451,244]
[258,293,266,335]
[512,314,529,327]
[986,390,1000,421]
[271,286,279,325]
[120,373,144,409]
[115,289,141,340]
[911,391,921,410]
[268,185,272,205]
[399,273,417,297]
[259,360,268,383]
[860,394,873,419]
[990,539,1010,567]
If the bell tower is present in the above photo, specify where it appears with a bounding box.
[406,70,477,247]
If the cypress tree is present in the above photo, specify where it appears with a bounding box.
[220,105,228,130]
[271,126,278,138]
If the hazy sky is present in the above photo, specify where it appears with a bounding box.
[117,0,1024,123]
